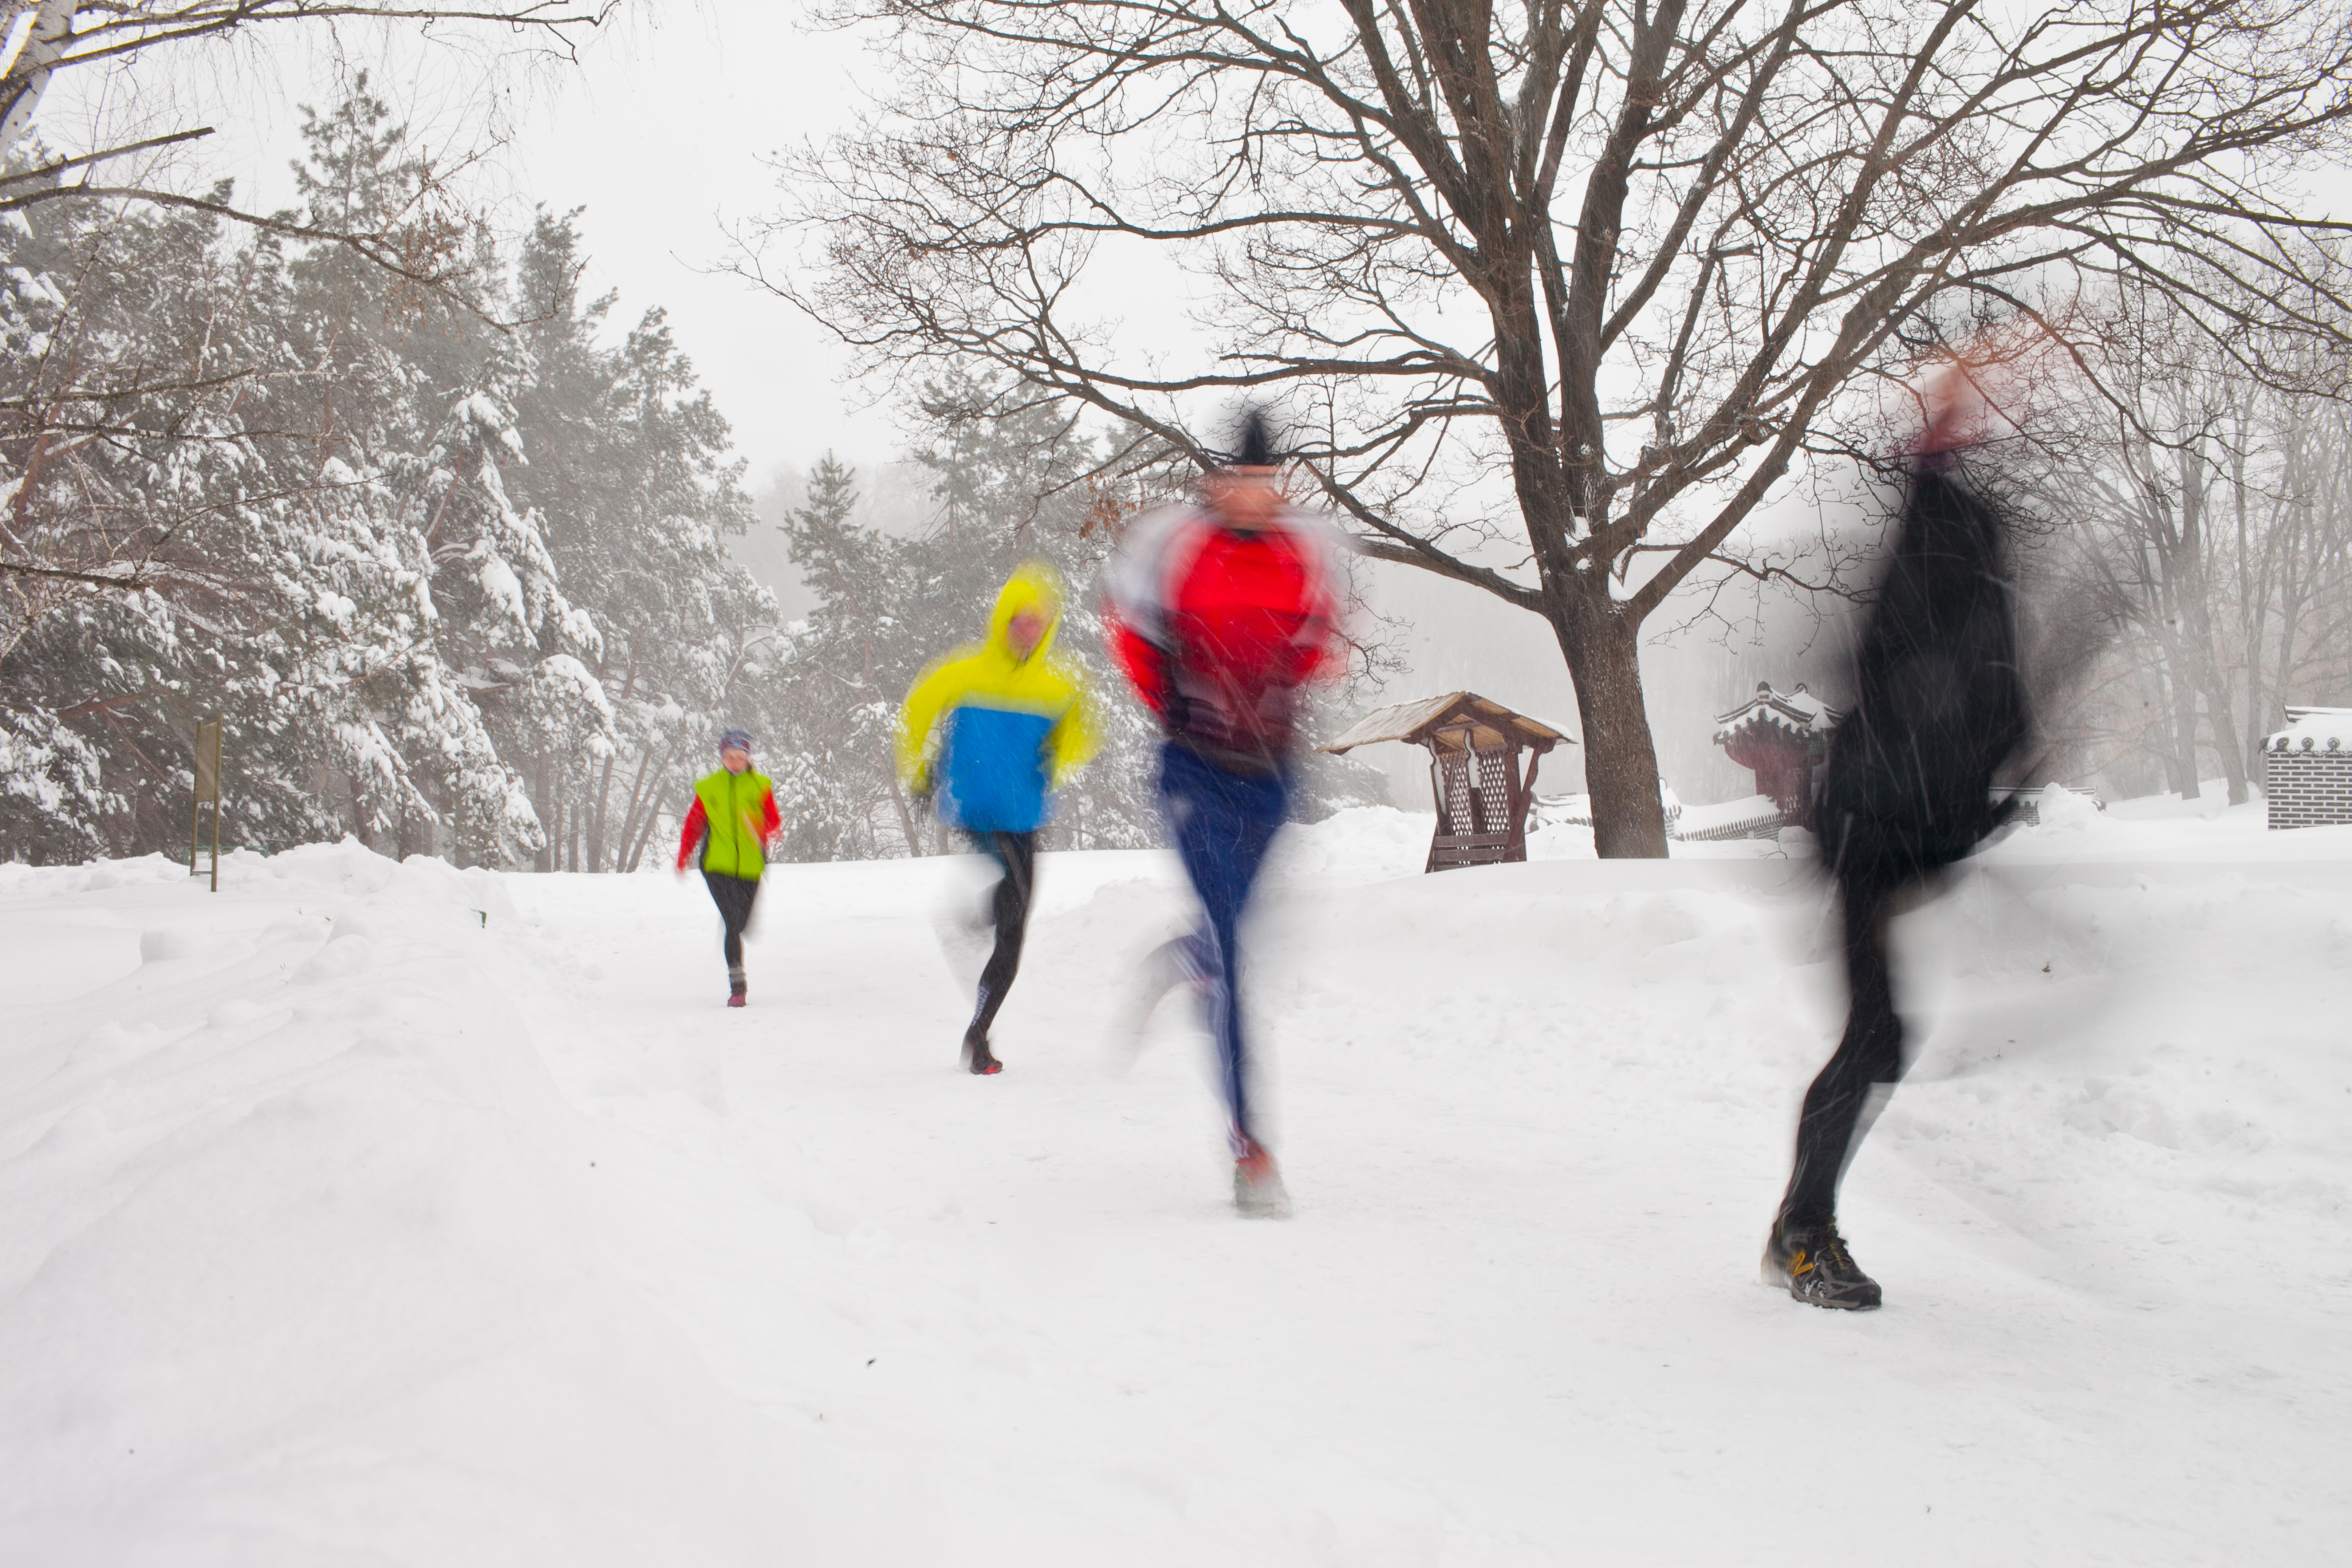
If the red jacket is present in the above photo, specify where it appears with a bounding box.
[1102,503,1346,773]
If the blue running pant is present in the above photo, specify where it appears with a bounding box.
[1159,742,1288,1153]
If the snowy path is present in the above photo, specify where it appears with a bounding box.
[3,811,2349,1563]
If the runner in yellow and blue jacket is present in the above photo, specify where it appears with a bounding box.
[897,561,1097,1074]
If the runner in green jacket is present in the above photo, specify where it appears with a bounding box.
[676,728,782,1006]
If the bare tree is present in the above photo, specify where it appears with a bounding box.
[2239,355,2352,760]
[754,0,2352,854]
[2002,282,2352,802]
[0,4,620,633]
[0,2,616,294]
[2029,295,2259,799]
[1,2,614,155]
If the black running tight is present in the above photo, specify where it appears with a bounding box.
[703,871,759,977]
[1779,877,1907,1229]
[967,831,1037,1036]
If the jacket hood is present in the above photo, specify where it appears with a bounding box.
[986,560,1065,664]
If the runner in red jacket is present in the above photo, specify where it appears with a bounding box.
[1102,410,1348,1216]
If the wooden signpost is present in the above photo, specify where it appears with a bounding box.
[190,718,222,891]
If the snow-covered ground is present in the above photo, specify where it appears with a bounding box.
[2,795,2347,1564]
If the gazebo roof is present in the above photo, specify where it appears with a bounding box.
[1712,680,1840,744]
[1321,691,1572,755]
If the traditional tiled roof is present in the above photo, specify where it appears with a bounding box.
[1712,681,1840,744]
[2265,706,2352,754]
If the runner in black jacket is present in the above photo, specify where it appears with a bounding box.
[1764,363,2030,1310]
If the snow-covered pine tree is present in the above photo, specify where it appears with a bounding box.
[281,83,579,864]
[1,80,783,869]
[768,454,927,860]
[501,210,773,872]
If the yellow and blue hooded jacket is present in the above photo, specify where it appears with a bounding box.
[897,562,1097,834]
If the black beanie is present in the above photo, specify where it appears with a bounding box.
[1226,406,1284,468]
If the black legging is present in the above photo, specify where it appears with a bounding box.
[1778,874,1906,1229]
[967,831,1037,1036]
[703,871,759,981]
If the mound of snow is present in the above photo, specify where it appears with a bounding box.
[0,844,891,1564]
[9,817,2352,1563]
[2029,781,2104,832]
[1270,805,1434,885]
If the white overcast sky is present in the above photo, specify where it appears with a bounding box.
[68,4,900,481]
[491,4,885,478]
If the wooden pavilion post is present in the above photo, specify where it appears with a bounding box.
[1506,743,1546,861]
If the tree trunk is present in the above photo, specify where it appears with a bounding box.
[348,773,372,850]
[2169,674,2202,800]
[2243,610,2270,788]
[2202,674,2250,804]
[0,2,78,161]
[2231,440,2271,789]
[588,753,615,871]
[2273,599,2303,760]
[612,747,659,872]
[885,764,923,858]
[533,749,554,872]
[587,657,638,872]
[624,787,673,874]
[2171,491,2246,806]
[1553,592,1670,858]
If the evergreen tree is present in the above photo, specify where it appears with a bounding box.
[501,209,771,872]
[769,454,926,860]
[0,82,777,870]
[1,82,1366,871]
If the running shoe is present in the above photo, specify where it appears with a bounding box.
[1234,1140,1291,1218]
[962,1026,1003,1076]
[1762,1218,1882,1310]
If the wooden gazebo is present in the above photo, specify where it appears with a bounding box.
[1321,693,1572,872]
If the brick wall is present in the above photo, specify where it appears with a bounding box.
[2266,748,2352,830]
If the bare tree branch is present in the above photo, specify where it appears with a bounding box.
[760,0,2352,853]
